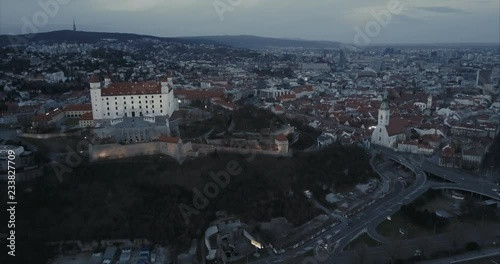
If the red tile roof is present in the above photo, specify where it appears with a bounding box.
[101,82,161,96]
[90,75,100,83]
[275,134,288,142]
[79,112,93,121]
[277,94,296,101]
[387,118,410,136]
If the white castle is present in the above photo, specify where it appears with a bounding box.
[89,74,178,120]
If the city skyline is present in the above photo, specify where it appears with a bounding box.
[1,0,499,44]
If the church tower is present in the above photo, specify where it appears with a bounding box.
[378,89,390,126]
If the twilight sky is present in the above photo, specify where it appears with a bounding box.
[0,0,499,44]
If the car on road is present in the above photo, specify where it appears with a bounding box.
[492,189,498,192]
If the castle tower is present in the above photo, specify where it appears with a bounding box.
[104,74,112,87]
[89,75,103,119]
[378,89,390,126]
[160,77,171,94]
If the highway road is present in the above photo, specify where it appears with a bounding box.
[366,180,500,245]
[374,146,500,200]
[250,146,500,264]
[251,148,429,264]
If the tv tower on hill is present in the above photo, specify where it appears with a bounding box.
[73,17,76,32]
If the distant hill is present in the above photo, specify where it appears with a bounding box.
[179,35,345,49]
[0,30,221,47]
[0,30,345,50]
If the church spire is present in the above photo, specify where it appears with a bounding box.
[380,88,390,110]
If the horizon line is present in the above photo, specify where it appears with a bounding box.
[1,29,499,46]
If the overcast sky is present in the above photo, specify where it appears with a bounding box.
[0,0,499,44]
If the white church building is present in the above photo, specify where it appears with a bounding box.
[371,90,409,148]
